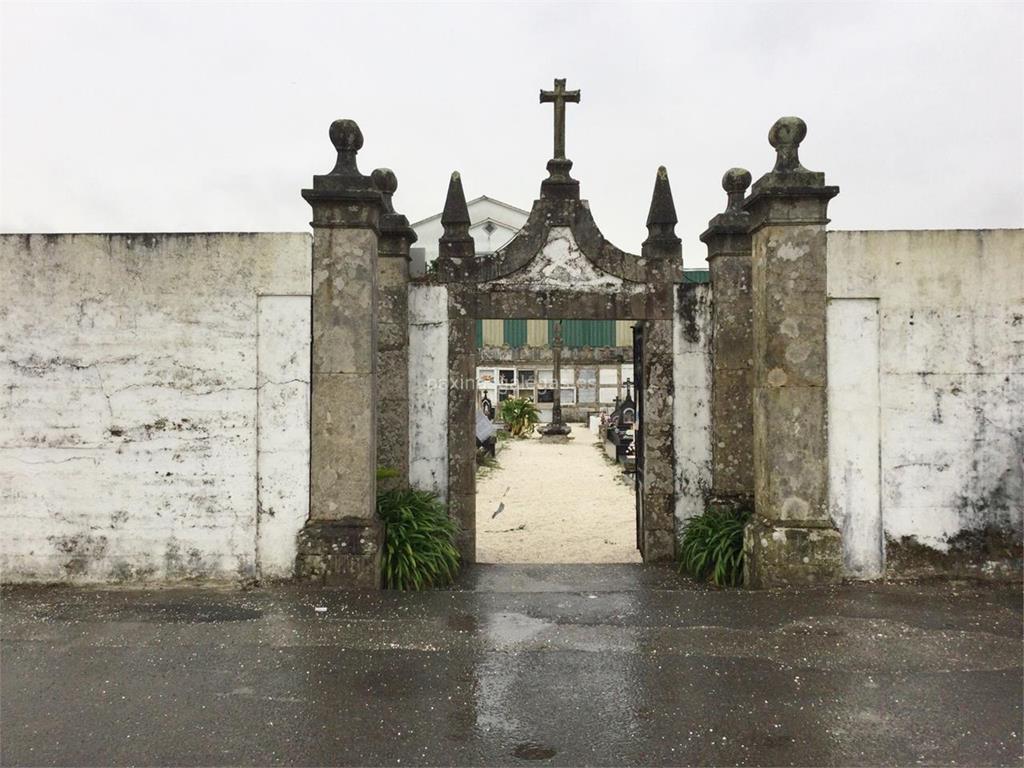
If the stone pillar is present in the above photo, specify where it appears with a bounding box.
[372,168,417,488]
[438,172,477,562]
[700,169,755,512]
[640,166,684,561]
[296,119,384,588]
[741,117,841,588]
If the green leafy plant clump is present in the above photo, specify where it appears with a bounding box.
[678,505,752,587]
[499,397,540,438]
[377,485,460,590]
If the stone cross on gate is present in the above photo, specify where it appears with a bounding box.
[539,78,580,161]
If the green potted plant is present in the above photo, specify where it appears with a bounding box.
[499,397,540,438]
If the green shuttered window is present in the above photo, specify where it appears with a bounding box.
[549,319,616,347]
[477,319,630,348]
[503,319,528,347]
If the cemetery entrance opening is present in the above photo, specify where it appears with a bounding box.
[432,194,681,565]
[430,80,681,565]
[472,318,646,563]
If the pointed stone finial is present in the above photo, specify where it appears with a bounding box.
[441,172,471,240]
[722,168,752,212]
[645,166,678,237]
[768,117,807,173]
[438,172,474,267]
[642,166,681,259]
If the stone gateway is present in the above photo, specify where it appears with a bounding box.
[0,81,1020,586]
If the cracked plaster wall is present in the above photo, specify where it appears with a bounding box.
[827,229,1023,576]
[0,233,312,583]
[492,227,644,294]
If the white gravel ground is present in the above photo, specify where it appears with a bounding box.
[475,428,642,563]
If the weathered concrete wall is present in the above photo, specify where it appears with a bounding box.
[408,283,449,498]
[0,233,312,583]
[827,229,1024,578]
[673,283,713,529]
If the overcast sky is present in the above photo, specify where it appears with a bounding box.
[2,1,1021,262]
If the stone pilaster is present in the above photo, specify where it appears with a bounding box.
[640,166,683,561]
[447,307,477,562]
[296,119,384,588]
[641,317,678,561]
[437,172,478,562]
[372,168,417,488]
[700,169,754,513]
[741,117,841,588]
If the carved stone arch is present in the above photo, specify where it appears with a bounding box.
[429,177,684,564]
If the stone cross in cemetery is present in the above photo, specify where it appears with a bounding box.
[539,319,572,439]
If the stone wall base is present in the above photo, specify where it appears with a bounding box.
[643,528,676,562]
[885,529,1023,582]
[295,518,382,588]
[744,518,842,588]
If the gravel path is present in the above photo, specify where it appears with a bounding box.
[476,427,642,563]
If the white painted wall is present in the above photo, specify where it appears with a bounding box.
[256,295,311,578]
[408,284,449,498]
[827,229,1024,573]
[673,284,713,530]
[827,298,882,577]
[0,233,311,583]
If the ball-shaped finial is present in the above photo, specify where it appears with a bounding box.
[721,167,751,213]
[768,117,806,150]
[768,117,808,173]
[372,168,398,195]
[329,119,364,153]
[722,167,752,195]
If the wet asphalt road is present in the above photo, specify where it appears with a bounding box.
[1,564,1021,767]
